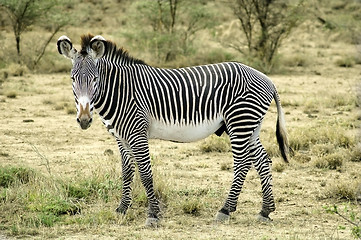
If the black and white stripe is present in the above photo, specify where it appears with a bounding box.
[57,34,290,224]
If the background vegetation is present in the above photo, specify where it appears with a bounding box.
[0,0,360,239]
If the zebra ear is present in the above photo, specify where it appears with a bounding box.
[89,35,106,59]
[57,35,77,59]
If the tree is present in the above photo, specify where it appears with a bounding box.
[0,0,69,67]
[126,0,216,63]
[230,0,304,72]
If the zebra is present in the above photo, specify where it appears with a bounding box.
[57,34,290,226]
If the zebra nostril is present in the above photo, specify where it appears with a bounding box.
[77,118,80,123]
[89,118,93,124]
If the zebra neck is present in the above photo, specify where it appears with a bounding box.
[93,63,135,119]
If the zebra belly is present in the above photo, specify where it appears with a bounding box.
[148,116,224,143]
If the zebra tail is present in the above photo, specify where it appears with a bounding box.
[274,91,291,163]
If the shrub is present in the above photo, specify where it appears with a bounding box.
[335,56,355,68]
[324,204,361,239]
[350,143,361,162]
[289,126,355,151]
[66,107,76,115]
[313,153,343,170]
[282,53,311,67]
[6,91,17,99]
[292,152,312,163]
[199,135,231,153]
[3,63,28,77]
[272,161,286,172]
[182,198,202,216]
[325,180,360,201]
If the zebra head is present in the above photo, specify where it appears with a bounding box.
[57,35,106,130]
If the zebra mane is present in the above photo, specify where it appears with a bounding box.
[80,34,146,65]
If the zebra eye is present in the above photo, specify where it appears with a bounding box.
[71,77,75,82]
[93,77,98,83]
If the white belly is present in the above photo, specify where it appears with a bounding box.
[148,116,224,142]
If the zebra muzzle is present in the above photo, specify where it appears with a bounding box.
[77,102,92,130]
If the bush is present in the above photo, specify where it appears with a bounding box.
[350,143,361,162]
[335,56,355,68]
[182,198,202,216]
[290,126,355,151]
[2,63,28,77]
[325,180,360,201]
[324,204,361,239]
[272,161,286,172]
[6,91,17,99]
[313,153,343,170]
[282,53,311,67]
[199,135,231,153]
[292,152,312,163]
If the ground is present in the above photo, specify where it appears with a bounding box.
[0,64,360,239]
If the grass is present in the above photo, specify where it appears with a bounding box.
[289,125,354,152]
[5,91,17,99]
[324,179,361,201]
[313,153,344,170]
[0,166,35,187]
[0,166,81,233]
[0,0,360,239]
[350,143,361,162]
[335,56,355,68]
[199,134,231,153]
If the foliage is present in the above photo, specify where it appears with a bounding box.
[0,166,34,188]
[324,180,360,201]
[313,153,343,170]
[324,204,361,239]
[350,144,361,162]
[199,134,231,153]
[335,56,355,68]
[228,0,305,73]
[0,0,71,69]
[182,198,202,216]
[124,0,217,64]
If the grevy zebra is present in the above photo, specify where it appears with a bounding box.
[57,34,290,226]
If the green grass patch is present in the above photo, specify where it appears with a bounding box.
[0,166,35,188]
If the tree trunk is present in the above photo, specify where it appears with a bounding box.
[15,32,21,56]
[32,26,62,69]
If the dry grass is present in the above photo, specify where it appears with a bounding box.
[0,67,359,239]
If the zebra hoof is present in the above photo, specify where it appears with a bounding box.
[145,217,160,227]
[257,214,272,222]
[115,206,127,215]
[215,211,230,223]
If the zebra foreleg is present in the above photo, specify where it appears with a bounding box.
[250,138,275,221]
[115,141,135,215]
[129,137,161,227]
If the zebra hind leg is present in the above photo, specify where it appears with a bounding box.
[215,135,253,222]
[250,138,275,222]
[215,103,261,222]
